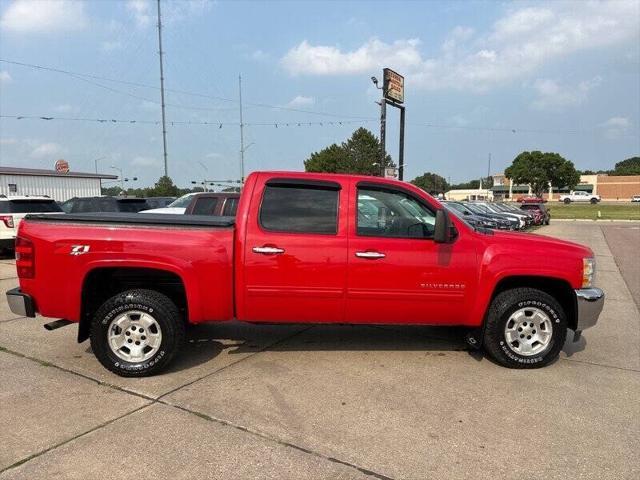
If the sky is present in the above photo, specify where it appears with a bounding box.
[0,0,638,188]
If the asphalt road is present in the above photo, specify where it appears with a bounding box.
[0,222,638,479]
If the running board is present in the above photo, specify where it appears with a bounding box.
[44,319,73,331]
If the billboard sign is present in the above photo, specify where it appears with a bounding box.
[55,159,69,173]
[383,68,404,104]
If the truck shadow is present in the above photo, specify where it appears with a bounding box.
[168,321,480,373]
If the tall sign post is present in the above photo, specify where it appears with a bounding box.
[382,68,406,180]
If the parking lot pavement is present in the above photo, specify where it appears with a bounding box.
[601,224,640,309]
[1,222,639,479]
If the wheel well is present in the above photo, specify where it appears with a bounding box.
[490,276,577,331]
[78,267,187,343]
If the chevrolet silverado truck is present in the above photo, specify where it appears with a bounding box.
[6,172,604,376]
[559,191,601,204]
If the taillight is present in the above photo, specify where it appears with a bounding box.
[0,215,14,228]
[15,237,35,279]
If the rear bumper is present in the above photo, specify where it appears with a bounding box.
[574,288,604,332]
[6,287,36,317]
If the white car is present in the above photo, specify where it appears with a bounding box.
[632,195,640,203]
[139,193,197,214]
[559,191,601,204]
[0,196,63,250]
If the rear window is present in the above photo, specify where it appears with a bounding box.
[222,197,239,216]
[4,200,62,213]
[117,199,150,213]
[192,197,219,215]
[259,184,339,234]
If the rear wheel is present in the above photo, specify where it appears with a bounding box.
[90,289,185,377]
[563,198,571,204]
[590,198,598,204]
[483,288,567,368]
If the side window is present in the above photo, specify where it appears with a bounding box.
[260,184,339,234]
[357,188,436,239]
[222,197,239,216]
[72,199,92,213]
[192,197,219,215]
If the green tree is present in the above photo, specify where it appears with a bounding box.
[613,156,640,175]
[101,185,122,196]
[505,151,580,197]
[411,172,449,194]
[150,175,180,196]
[304,128,393,175]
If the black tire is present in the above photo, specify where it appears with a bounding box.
[483,288,567,368]
[90,289,185,377]
[563,198,571,204]
[590,198,598,204]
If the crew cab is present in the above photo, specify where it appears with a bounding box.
[7,172,604,376]
[559,191,601,204]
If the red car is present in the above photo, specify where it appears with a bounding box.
[521,203,551,225]
[7,171,602,376]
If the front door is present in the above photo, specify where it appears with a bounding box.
[242,176,348,322]
[346,181,477,324]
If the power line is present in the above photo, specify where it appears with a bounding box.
[0,114,375,127]
[0,58,372,119]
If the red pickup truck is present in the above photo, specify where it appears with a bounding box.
[7,171,604,376]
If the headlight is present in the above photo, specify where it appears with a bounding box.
[582,257,595,287]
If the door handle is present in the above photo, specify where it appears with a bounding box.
[355,251,386,259]
[252,246,285,255]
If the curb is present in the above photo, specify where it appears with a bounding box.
[550,219,640,223]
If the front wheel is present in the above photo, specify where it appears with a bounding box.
[483,288,567,368]
[90,289,185,377]
[563,198,571,204]
[590,198,598,204]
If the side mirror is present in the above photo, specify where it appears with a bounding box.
[434,209,452,243]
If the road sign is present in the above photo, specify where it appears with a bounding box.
[383,68,404,104]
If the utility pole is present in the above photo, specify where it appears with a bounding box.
[157,0,168,177]
[487,152,492,195]
[379,99,386,177]
[238,75,245,184]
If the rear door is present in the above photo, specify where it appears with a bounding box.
[242,176,348,322]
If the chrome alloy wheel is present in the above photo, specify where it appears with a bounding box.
[107,310,162,362]
[504,307,553,356]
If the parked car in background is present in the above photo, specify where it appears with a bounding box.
[464,202,520,230]
[559,191,601,204]
[0,196,62,250]
[473,202,528,229]
[516,196,545,203]
[141,192,240,216]
[61,197,151,214]
[631,195,640,203]
[521,202,551,225]
[443,201,504,230]
[139,193,197,214]
[144,197,176,210]
[489,202,535,226]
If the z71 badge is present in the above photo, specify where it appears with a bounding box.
[70,245,90,256]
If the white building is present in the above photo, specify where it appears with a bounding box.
[0,167,117,201]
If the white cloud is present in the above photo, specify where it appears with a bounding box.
[281,0,639,91]
[126,0,152,28]
[101,40,124,53]
[285,95,316,108]
[0,70,11,83]
[131,156,160,167]
[30,142,65,159]
[531,76,602,111]
[601,116,632,139]
[0,0,88,33]
[281,38,423,75]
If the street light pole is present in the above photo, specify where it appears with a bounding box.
[110,165,124,190]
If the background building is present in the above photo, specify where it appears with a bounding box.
[0,167,117,201]
[491,173,640,201]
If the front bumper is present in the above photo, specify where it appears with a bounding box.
[574,288,604,332]
[6,287,36,317]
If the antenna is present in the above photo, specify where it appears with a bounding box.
[157,0,168,177]
[239,74,245,184]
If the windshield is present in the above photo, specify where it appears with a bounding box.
[167,194,194,208]
[1,200,63,213]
